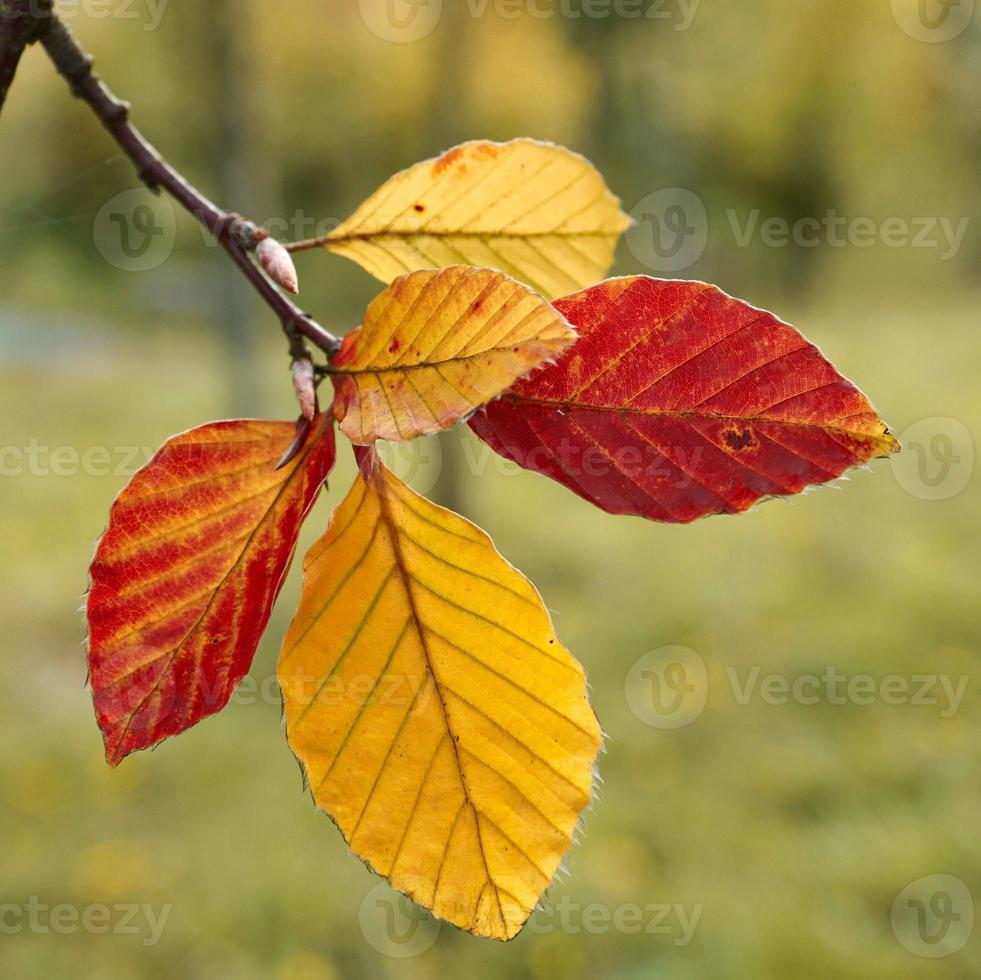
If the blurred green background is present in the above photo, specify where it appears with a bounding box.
[1,1,979,977]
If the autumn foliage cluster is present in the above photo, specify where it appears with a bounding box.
[86,139,897,939]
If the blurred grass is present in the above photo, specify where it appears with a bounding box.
[1,0,980,977]
[1,294,978,979]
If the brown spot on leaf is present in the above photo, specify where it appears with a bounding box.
[433,147,465,176]
[473,143,500,161]
[724,428,756,451]
[389,339,401,354]
[413,204,425,213]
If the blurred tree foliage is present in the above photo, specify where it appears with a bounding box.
[0,4,979,978]
[2,0,976,320]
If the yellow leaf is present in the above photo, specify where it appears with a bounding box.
[278,457,602,940]
[322,139,631,299]
[330,266,576,445]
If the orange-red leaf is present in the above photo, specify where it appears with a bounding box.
[87,415,336,765]
[470,277,899,523]
[331,266,575,444]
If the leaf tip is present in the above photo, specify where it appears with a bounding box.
[275,416,313,470]
[880,430,902,456]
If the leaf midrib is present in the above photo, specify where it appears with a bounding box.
[329,337,565,376]
[502,394,888,441]
[373,468,510,939]
[103,421,328,760]
[327,229,624,245]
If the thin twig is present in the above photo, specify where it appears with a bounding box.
[34,13,341,357]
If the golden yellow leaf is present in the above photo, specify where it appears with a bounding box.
[321,139,631,299]
[278,457,602,940]
[330,266,576,445]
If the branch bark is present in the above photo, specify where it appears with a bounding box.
[0,0,50,111]
[25,12,341,358]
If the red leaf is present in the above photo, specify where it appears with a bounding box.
[87,415,336,765]
[469,277,898,524]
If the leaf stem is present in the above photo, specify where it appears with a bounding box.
[34,13,341,357]
[284,236,329,255]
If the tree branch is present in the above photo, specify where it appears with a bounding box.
[34,12,341,358]
[0,0,51,111]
